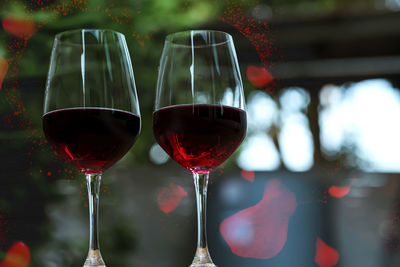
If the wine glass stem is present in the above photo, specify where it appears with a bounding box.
[84,173,105,267]
[191,171,216,266]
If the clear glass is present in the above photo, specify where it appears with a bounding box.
[153,30,247,266]
[42,29,141,267]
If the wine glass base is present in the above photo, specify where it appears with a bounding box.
[190,247,217,267]
[189,264,217,267]
[83,249,106,267]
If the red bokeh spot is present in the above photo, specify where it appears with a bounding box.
[2,16,36,38]
[240,170,255,182]
[315,237,339,267]
[328,177,355,198]
[246,65,274,88]
[157,183,188,214]
[220,179,297,259]
[0,241,30,267]
[0,57,8,89]
[328,185,351,198]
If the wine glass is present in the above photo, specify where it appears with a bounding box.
[153,30,247,266]
[42,29,141,266]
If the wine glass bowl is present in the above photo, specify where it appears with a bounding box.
[153,30,247,266]
[153,104,246,172]
[43,29,140,266]
[43,107,140,173]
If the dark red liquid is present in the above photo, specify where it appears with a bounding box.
[153,104,247,172]
[43,108,140,173]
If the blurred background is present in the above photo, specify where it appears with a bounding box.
[0,0,400,266]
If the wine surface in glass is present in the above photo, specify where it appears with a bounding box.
[153,104,246,172]
[43,107,140,172]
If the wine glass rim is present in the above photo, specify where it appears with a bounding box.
[54,28,125,44]
[165,30,233,47]
[43,106,139,117]
[154,103,246,112]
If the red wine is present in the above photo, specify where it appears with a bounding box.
[153,104,246,172]
[43,107,140,173]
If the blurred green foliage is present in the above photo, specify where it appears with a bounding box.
[0,0,228,77]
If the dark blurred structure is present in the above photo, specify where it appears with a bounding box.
[0,0,400,266]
